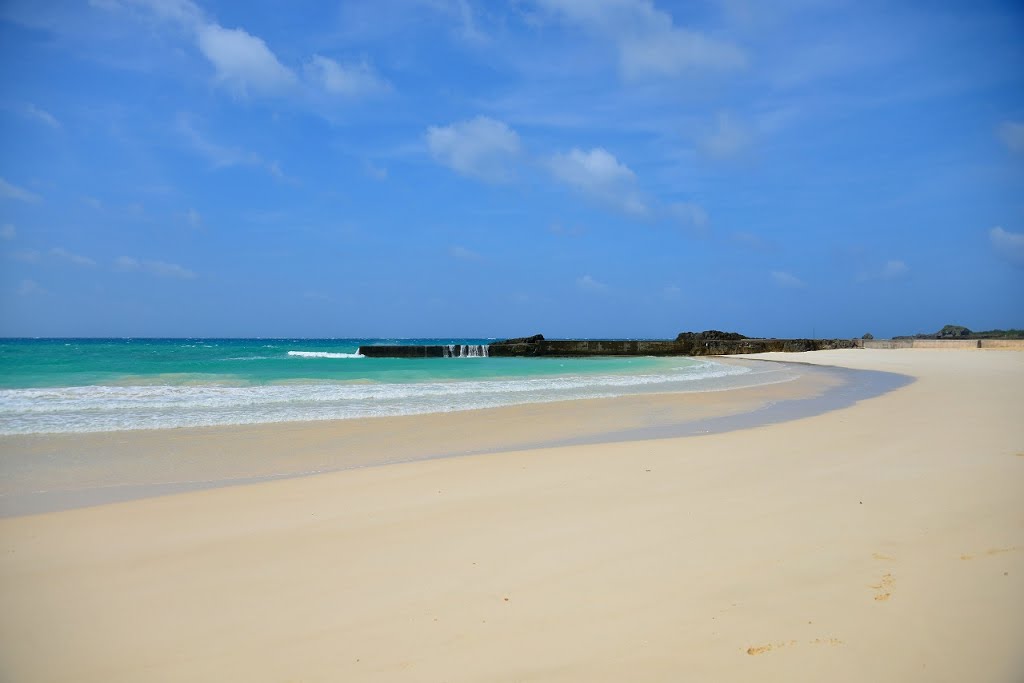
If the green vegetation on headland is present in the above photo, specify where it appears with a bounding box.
[895,325,1024,340]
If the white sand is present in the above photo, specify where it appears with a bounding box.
[1,349,1022,682]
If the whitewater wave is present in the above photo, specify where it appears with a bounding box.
[287,350,365,359]
[0,360,782,435]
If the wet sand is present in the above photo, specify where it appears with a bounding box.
[0,357,866,516]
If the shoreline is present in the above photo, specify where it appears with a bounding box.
[0,358,907,517]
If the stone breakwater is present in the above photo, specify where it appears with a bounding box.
[358,333,859,358]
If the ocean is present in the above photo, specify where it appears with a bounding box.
[0,338,772,435]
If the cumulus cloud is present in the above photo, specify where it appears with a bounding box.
[990,226,1024,266]
[576,274,608,291]
[0,224,15,240]
[0,177,41,203]
[536,0,745,79]
[549,147,646,215]
[51,247,96,267]
[116,256,197,279]
[99,0,391,102]
[197,23,297,95]
[771,270,804,288]
[426,116,521,182]
[997,121,1024,154]
[701,113,751,159]
[306,55,390,97]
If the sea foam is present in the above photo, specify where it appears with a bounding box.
[287,350,365,359]
[0,360,774,435]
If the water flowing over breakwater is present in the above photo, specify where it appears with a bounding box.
[444,344,489,358]
[360,344,490,358]
[0,338,796,435]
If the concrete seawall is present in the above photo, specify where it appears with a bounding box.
[863,339,1024,350]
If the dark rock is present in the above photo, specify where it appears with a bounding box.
[675,330,747,342]
[499,334,545,344]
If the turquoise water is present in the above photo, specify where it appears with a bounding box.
[0,338,756,434]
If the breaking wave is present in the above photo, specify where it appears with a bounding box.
[0,359,774,435]
[287,351,365,359]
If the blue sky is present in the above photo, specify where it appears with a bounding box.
[1,0,1022,338]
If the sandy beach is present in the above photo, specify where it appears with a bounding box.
[0,348,1022,682]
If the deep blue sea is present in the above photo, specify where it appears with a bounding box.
[0,338,757,434]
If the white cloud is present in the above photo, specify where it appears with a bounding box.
[576,274,608,291]
[178,116,287,179]
[122,0,205,27]
[101,0,392,103]
[0,177,41,203]
[306,55,390,97]
[185,208,202,228]
[548,147,646,215]
[771,270,804,288]
[116,256,197,279]
[23,103,60,128]
[196,23,296,95]
[663,284,682,300]
[453,0,486,43]
[701,113,751,159]
[50,247,96,267]
[426,116,521,182]
[536,0,745,79]
[990,226,1024,267]
[449,245,482,261]
[997,121,1024,154]
[0,224,15,240]
[667,202,709,233]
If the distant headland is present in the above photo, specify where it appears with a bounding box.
[893,324,1024,340]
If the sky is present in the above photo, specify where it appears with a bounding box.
[0,0,1022,339]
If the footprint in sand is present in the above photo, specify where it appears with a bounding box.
[746,638,844,656]
[869,573,894,601]
[960,546,1021,561]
